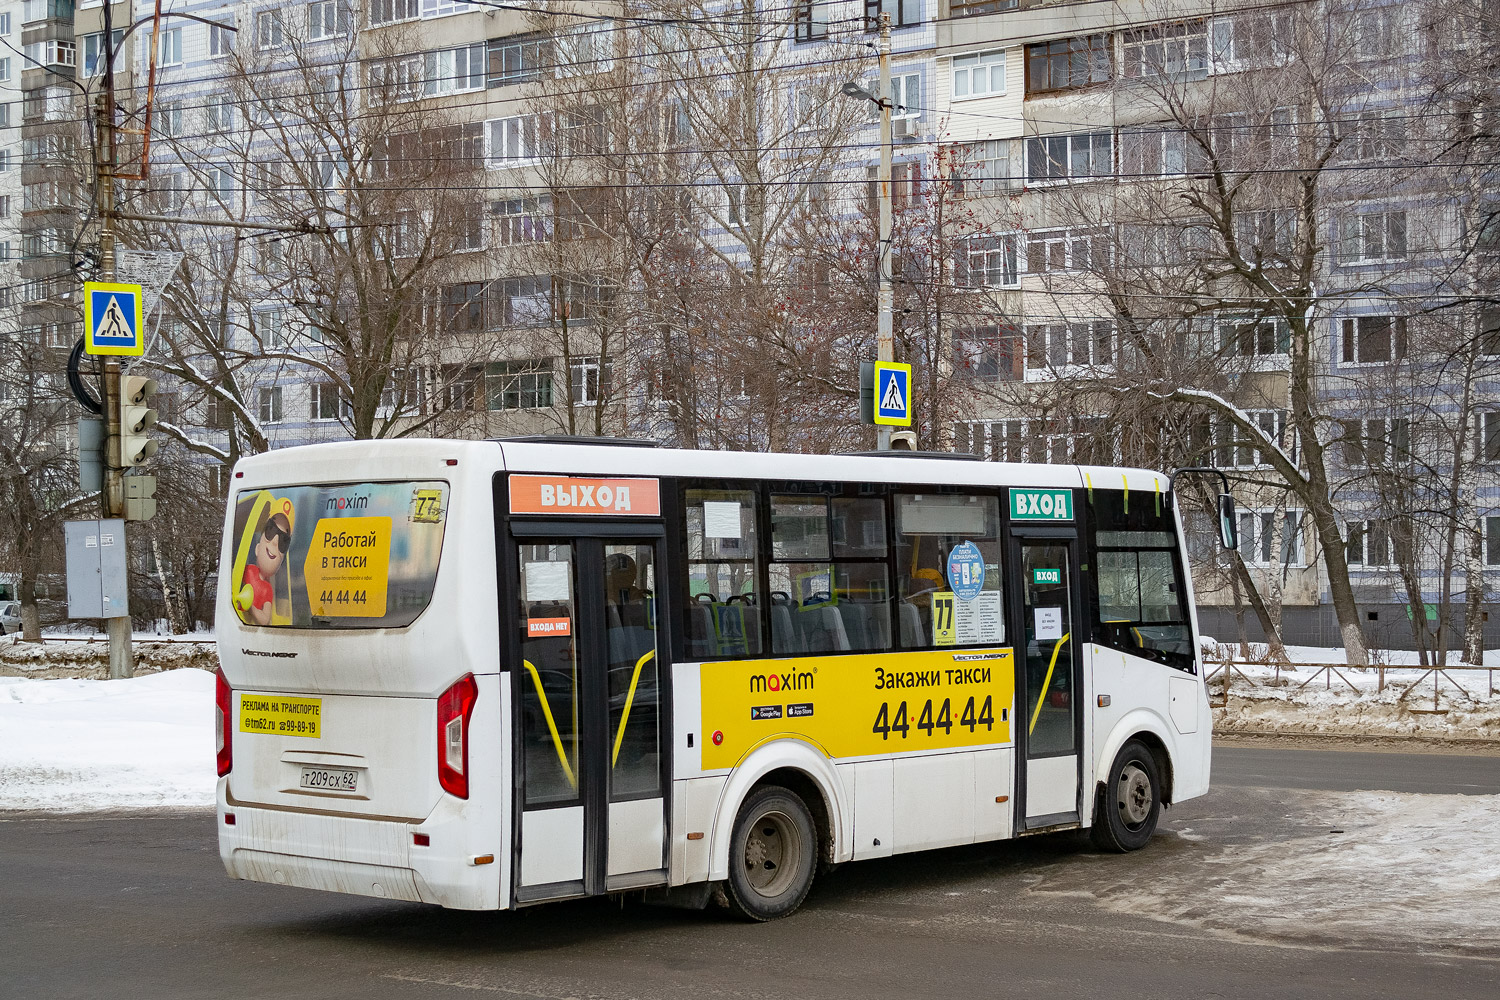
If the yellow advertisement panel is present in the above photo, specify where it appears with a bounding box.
[700,648,1014,769]
[238,693,322,738]
[302,516,393,618]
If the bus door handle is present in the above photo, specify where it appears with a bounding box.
[522,659,576,790]
[612,650,656,768]
[1028,633,1072,737]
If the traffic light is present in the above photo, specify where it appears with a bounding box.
[118,375,159,467]
[124,475,157,521]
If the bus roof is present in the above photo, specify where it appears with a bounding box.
[232,438,1171,495]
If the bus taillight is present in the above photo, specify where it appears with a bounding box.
[215,669,233,777]
[437,674,478,799]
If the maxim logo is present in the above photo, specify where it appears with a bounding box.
[326,494,370,511]
[750,670,813,694]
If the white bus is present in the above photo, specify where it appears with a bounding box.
[216,438,1228,920]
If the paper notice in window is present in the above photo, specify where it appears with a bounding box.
[703,501,742,539]
[1034,606,1064,641]
[955,591,1004,645]
[525,561,571,603]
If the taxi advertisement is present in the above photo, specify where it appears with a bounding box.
[230,480,448,629]
[699,648,1015,769]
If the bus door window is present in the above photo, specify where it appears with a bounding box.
[517,543,580,805]
[682,489,763,659]
[1089,490,1195,671]
[1021,544,1075,756]
[602,544,661,799]
[894,493,1004,649]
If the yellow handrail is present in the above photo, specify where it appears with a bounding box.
[522,659,576,790]
[612,649,656,767]
[1028,632,1072,736]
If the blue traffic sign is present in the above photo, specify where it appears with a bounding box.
[873,360,912,427]
[84,282,145,357]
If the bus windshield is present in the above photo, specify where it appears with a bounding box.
[230,480,448,629]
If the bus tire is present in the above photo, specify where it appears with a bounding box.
[721,785,817,921]
[1090,740,1161,853]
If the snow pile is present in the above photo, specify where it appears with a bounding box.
[1204,641,1500,740]
[0,635,218,678]
[0,671,216,811]
[1089,789,1500,955]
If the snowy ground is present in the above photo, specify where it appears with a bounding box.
[0,670,217,811]
[1205,640,1500,741]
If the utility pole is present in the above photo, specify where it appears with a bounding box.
[875,13,894,451]
[96,3,133,679]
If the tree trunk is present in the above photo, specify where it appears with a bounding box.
[1464,523,1486,665]
[19,564,41,642]
[1231,551,1287,662]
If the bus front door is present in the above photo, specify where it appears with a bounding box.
[1014,535,1084,828]
[511,531,668,901]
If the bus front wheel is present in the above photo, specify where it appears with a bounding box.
[721,785,817,921]
[1090,740,1162,852]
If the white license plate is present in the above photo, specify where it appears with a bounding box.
[299,766,359,792]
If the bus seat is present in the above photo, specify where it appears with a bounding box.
[802,605,850,652]
[771,603,801,654]
[865,603,892,650]
[837,603,869,651]
[684,603,714,659]
[899,603,922,647]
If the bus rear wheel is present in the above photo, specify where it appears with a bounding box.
[721,785,817,921]
[1090,740,1162,853]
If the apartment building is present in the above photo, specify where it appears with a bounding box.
[1,0,22,306]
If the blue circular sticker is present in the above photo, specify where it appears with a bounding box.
[947,541,985,602]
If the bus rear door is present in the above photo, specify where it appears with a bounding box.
[507,520,669,902]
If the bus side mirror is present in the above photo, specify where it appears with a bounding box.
[1217,493,1238,550]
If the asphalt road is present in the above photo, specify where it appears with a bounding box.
[2,747,1497,1000]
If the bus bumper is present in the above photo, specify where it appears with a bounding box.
[217,786,505,910]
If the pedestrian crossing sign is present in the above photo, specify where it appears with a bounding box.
[84,282,145,357]
[873,361,912,427]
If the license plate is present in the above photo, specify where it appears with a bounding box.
[299,766,358,792]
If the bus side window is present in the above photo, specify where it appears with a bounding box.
[1088,490,1194,671]
[894,492,1003,649]
[769,493,892,654]
[682,488,763,659]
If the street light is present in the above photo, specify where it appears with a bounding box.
[842,13,895,450]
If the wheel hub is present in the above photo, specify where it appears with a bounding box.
[742,811,798,896]
[1117,763,1152,827]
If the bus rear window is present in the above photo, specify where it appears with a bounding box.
[230,480,448,629]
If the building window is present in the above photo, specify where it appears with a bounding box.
[569,355,612,405]
[488,33,551,87]
[1340,110,1407,162]
[1211,108,1295,170]
[1210,11,1293,71]
[486,361,553,410]
[1025,321,1113,369]
[1339,416,1411,468]
[208,166,234,202]
[259,387,284,424]
[952,49,1005,99]
[950,0,1016,15]
[369,0,418,25]
[439,282,488,332]
[492,195,549,244]
[310,382,346,421]
[963,234,1020,288]
[1341,5,1402,61]
[1346,520,1394,568]
[1218,317,1289,357]
[795,1,828,41]
[455,205,485,251]
[950,139,1010,195]
[156,28,181,66]
[207,95,235,130]
[1487,516,1500,565]
[1200,410,1290,469]
[487,114,545,163]
[0,196,8,218]
[1337,209,1407,264]
[256,11,285,49]
[1025,228,1109,273]
[1480,412,1500,463]
[256,309,286,348]
[0,58,7,82]
[1027,35,1111,93]
[210,20,234,56]
[1340,315,1407,364]
[1235,209,1297,259]
[421,0,474,17]
[865,0,919,30]
[0,13,9,34]
[307,1,348,40]
[1026,131,1113,182]
[1480,307,1500,356]
[152,100,182,138]
[1238,509,1304,567]
[952,326,1024,382]
[424,42,486,96]
[1121,20,1207,80]
[1119,125,1206,178]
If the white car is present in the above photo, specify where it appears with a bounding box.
[0,602,21,635]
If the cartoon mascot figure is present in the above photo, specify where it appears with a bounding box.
[232,494,295,626]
